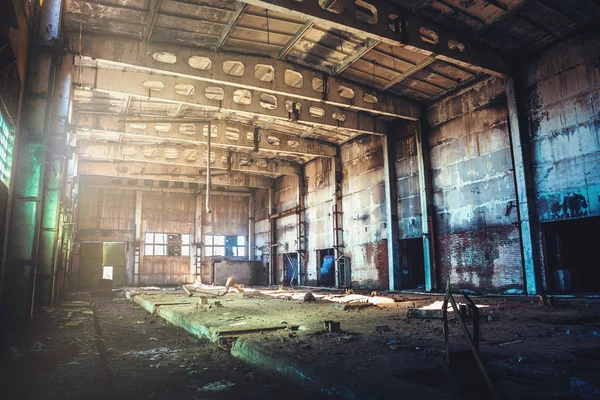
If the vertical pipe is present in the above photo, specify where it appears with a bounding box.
[268,185,275,285]
[248,193,255,261]
[205,122,212,214]
[134,190,142,285]
[506,77,541,295]
[416,115,438,292]
[2,0,65,321]
[37,54,72,307]
[194,190,203,282]
[383,132,401,291]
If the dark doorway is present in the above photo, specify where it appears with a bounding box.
[543,216,600,293]
[284,253,298,286]
[317,248,335,287]
[400,238,425,289]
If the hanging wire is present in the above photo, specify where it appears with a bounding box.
[391,45,397,73]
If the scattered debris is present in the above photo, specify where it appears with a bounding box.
[303,292,316,302]
[323,320,341,333]
[339,335,356,343]
[498,340,523,347]
[200,380,235,392]
[375,325,390,333]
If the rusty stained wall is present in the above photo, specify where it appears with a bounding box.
[274,175,298,284]
[141,191,195,285]
[524,30,600,222]
[304,158,334,286]
[203,194,249,236]
[340,135,389,289]
[394,123,423,239]
[253,188,270,282]
[428,77,523,293]
[77,187,135,242]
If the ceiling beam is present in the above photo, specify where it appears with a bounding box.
[216,2,247,49]
[380,56,436,90]
[333,38,380,76]
[75,113,337,157]
[74,65,388,135]
[76,141,301,176]
[277,20,314,59]
[238,0,508,77]
[78,160,274,188]
[70,34,419,121]
[144,0,163,41]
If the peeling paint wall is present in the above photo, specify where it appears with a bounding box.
[78,187,135,242]
[274,175,298,284]
[394,123,422,239]
[524,31,600,222]
[340,135,388,289]
[428,78,524,293]
[304,158,333,286]
[203,194,249,236]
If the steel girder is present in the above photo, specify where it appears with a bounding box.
[239,0,508,77]
[75,113,337,157]
[70,34,419,120]
[76,141,301,176]
[77,160,274,189]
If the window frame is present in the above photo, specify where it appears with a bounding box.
[144,232,191,257]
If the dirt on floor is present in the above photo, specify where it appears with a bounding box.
[0,292,329,400]
[127,286,600,399]
[2,287,600,400]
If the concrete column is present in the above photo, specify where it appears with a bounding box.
[248,193,255,261]
[3,0,64,320]
[383,134,401,291]
[296,172,304,284]
[36,54,72,307]
[506,77,541,295]
[416,116,438,292]
[195,191,203,281]
[133,190,142,285]
[268,185,275,285]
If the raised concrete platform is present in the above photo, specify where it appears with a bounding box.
[127,288,452,399]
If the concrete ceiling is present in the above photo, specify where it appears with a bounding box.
[64,0,599,183]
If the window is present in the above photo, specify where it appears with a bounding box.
[204,235,246,258]
[0,111,15,186]
[204,234,225,257]
[231,235,246,257]
[145,233,191,256]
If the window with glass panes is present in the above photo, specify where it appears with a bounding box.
[0,111,15,186]
[145,233,191,256]
[204,235,246,257]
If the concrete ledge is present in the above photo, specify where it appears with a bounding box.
[129,293,372,398]
[128,292,451,400]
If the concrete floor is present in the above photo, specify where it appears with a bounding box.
[2,287,600,399]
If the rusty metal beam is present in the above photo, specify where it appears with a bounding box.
[78,161,274,188]
[75,113,337,157]
[238,0,508,77]
[69,34,419,121]
[73,65,388,134]
[76,141,301,176]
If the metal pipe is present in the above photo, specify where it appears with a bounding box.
[205,121,212,214]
